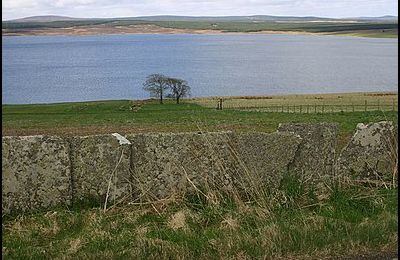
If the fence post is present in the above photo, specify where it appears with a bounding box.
[393,99,395,111]
[352,103,354,112]
[322,104,325,113]
[377,99,380,111]
[364,100,367,112]
[300,105,302,113]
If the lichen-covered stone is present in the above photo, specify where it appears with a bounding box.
[337,121,397,183]
[128,131,302,200]
[128,131,237,200]
[70,134,131,203]
[277,123,338,184]
[2,135,71,214]
[231,132,302,190]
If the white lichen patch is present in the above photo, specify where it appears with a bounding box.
[353,121,393,147]
[111,133,131,145]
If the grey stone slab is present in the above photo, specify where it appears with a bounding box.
[277,123,338,184]
[127,131,302,200]
[127,131,237,200]
[70,134,132,203]
[2,135,71,213]
[337,121,396,183]
[232,132,302,190]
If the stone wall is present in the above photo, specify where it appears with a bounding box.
[2,121,396,214]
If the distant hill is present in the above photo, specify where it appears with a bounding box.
[357,15,398,20]
[127,15,336,22]
[3,14,397,38]
[8,15,87,22]
[345,15,398,21]
[5,14,398,23]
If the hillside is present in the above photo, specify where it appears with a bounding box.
[2,15,398,37]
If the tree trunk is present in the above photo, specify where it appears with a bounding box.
[160,89,163,104]
[176,97,180,104]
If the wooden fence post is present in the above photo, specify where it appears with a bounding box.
[322,104,325,113]
[364,100,367,112]
[314,104,317,113]
[352,103,354,112]
[393,99,395,111]
[377,99,380,111]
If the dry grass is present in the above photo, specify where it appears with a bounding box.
[190,92,398,112]
[2,184,397,259]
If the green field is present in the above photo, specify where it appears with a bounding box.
[2,93,398,150]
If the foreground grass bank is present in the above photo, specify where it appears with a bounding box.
[2,185,397,259]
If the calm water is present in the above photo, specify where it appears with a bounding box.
[2,34,398,104]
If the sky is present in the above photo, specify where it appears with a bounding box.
[2,0,398,20]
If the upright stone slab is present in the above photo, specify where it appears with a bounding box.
[232,132,302,190]
[337,121,396,183]
[128,131,238,200]
[128,131,303,200]
[2,135,71,214]
[277,123,338,184]
[70,134,131,203]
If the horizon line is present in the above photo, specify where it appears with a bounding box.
[3,13,398,22]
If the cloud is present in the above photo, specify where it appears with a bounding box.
[2,0,398,20]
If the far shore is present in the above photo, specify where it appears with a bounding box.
[2,24,397,38]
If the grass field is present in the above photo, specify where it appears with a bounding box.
[2,92,398,150]
[2,92,398,259]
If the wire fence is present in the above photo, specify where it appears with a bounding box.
[215,99,398,113]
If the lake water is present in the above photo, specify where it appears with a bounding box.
[2,34,398,104]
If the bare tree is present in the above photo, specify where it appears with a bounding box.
[165,77,191,104]
[143,74,168,104]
